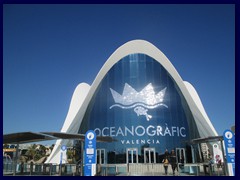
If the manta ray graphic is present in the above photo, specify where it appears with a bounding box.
[109,83,168,121]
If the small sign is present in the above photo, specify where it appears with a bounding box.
[60,145,67,165]
[223,129,235,176]
[84,130,96,176]
[61,145,67,151]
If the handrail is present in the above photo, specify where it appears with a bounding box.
[3,162,226,176]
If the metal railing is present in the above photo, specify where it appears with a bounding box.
[99,164,128,176]
[98,163,165,176]
[3,162,226,176]
[3,162,81,176]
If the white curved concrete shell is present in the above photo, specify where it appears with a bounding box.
[46,40,217,164]
[45,83,90,164]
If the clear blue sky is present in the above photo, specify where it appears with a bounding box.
[3,4,235,140]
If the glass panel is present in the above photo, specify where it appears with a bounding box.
[176,148,186,164]
[97,150,100,164]
[150,150,155,163]
[101,150,105,164]
[146,151,149,163]
[127,148,138,163]
[79,54,200,164]
[96,149,105,164]
[144,148,155,163]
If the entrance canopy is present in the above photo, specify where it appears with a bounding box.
[3,131,116,144]
[189,135,223,144]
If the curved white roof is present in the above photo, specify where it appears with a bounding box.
[45,83,90,164]
[46,40,217,164]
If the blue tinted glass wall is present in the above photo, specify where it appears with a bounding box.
[79,54,200,163]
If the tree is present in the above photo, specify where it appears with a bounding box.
[25,144,37,160]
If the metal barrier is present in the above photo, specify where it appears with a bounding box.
[128,163,164,175]
[3,162,13,174]
[3,162,80,176]
[3,163,170,176]
[99,163,225,176]
[3,162,226,176]
[99,164,128,176]
[99,164,165,176]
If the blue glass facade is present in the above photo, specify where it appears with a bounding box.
[78,54,200,163]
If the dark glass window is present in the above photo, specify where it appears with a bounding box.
[79,54,199,163]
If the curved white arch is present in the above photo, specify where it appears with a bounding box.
[47,40,217,164]
[45,82,90,164]
[78,40,217,137]
[184,81,218,136]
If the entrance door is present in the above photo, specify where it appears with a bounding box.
[126,148,138,163]
[144,148,156,163]
[96,149,105,164]
[176,148,186,164]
